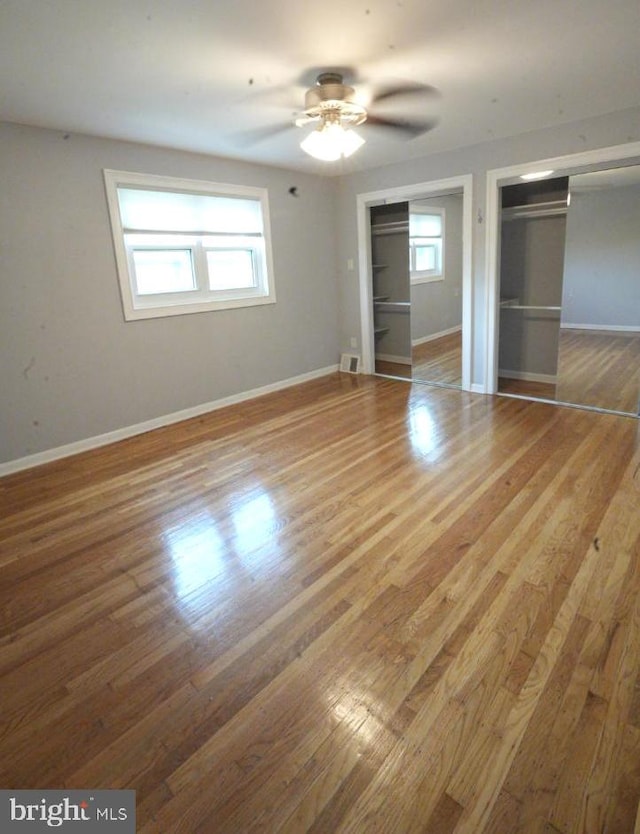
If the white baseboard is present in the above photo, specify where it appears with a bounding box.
[412,324,462,347]
[375,353,412,365]
[561,323,640,333]
[471,383,488,394]
[0,364,339,477]
[499,369,557,384]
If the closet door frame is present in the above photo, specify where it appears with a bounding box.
[485,141,640,395]
[356,175,473,390]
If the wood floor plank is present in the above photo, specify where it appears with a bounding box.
[1,373,638,832]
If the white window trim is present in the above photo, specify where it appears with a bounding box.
[103,169,276,320]
[410,206,445,285]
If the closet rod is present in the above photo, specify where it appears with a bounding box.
[501,200,568,221]
[501,305,562,311]
[371,221,409,236]
[374,301,411,312]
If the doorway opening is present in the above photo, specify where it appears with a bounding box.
[356,175,473,391]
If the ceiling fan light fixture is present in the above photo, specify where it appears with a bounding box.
[300,121,365,162]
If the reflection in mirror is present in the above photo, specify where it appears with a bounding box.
[497,177,569,402]
[370,192,464,386]
[556,167,640,414]
[409,191,463,386]
[497,167,640,416]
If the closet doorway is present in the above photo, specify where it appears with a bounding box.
[488,143,640,417]
[357,176,472,391]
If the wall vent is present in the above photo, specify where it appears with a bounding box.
[340,353,361,374]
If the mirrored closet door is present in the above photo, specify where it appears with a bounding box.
[556,167,640,414]
[497,166,640,416]
[409,192,463,386]
[370,189,464,387]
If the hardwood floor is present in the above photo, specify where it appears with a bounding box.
[499,329,640,415]
[556,329,640,415]
[374,358,412,378]
[1,373,640,832]
[413,331,462,386]
[498,378,558,401]
[375,330,462,385]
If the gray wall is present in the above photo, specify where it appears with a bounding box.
[335,106,640,387]
[410,192,463,342]
[0,122,339,463]
[562,182,640,328]
[2,106,640,466]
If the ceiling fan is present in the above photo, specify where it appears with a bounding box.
[294,71,438,161]
[243,69,439,162]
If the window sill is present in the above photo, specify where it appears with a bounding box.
[123,294,276,321]
[410,274,444,286]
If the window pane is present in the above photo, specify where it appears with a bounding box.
[410,212,442,237]
[118,188,263,234]
[132,249,196,295]
[206,249,256,290]
[415,243,437,271]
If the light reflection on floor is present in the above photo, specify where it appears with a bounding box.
[163,489,278,613]
[327,683,388,747]
[407,404,440,458]
[232,491,276,556]
[163,513,227,599]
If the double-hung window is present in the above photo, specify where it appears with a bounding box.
[104,170,276,320]
[409,207,445,284]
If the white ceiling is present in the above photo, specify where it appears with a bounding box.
[1,0,639,175]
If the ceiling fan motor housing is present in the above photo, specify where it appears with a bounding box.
[303,73,367,125]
